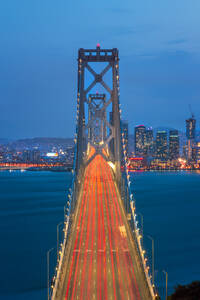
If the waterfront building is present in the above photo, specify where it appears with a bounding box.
[192,145,197,161]
[23,150,40,163]
[146,127,154,156]
[128,157,146,170]
[182,145,187,159]
[150,158,171,170]
[134,125,147,156]
[196,142,200,163]
[33,150,40,162]
[186,117,196,161]
[186,118,196,140]
[156,131,168,159]
[169,130,179,160]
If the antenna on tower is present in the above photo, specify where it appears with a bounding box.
[188,104,195,119]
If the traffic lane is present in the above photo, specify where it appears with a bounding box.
[74,158,97,299]
[76,162,95,299]
[100,156,117,300]
[102,157,141,300]
[105,159,141,299]
[63,159,94,299]
[107,159,151,300]
[65,156,101,299]
[58,154,150,300]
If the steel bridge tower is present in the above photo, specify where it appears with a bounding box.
[50,46,158,300]
[75,45,122,184]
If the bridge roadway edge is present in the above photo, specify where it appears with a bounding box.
[52,160,154,300]
[112,173,153,300]
[52,167,87,300]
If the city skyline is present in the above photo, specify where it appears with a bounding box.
[1,2,200,299]
[1,1,200,139]
[1,123,199,141]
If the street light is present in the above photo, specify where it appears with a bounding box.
[147,235,154,287]
[163,270,168,300]
[47,247,54,300]
[57,222,63,261]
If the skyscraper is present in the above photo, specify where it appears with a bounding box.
[186,118,196,140]
[169,130,179,160]
[22,149,40,163]
[156,131,168,159]
[146,127,154,156]
[134,125,146,157]
[186,117,196,161]
[196,142,200,163]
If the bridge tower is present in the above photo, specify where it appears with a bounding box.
[51,46,157,300]
[75,45,122,184]
[87,93,107,147]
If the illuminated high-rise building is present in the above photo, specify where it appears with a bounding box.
[169,130,179,160]
[134,125,147,156]
[156,131,168,159]
[186,117,196,161]
[23,149,40,163]
[146,127,154,156]
[196,142,200,163]
[192,146,197,161]
[186,118,196,140]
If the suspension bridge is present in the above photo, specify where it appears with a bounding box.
[49,46,158,300]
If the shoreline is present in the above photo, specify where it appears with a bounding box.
[0,166,73,172]
[1,167,199,173]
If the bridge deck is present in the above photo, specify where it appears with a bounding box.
[56,155,151,300]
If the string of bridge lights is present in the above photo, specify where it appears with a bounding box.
[51,59,158,299]
[50,172,76,298]
[119,73,158,299]
[50,92,81,296]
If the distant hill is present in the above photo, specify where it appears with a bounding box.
[0,139,12,145]
[7,137,74,151]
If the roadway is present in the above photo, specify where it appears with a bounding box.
[55,154,152,300]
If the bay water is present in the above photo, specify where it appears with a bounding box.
[0,170,200,299]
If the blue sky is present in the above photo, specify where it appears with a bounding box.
[0,0,200,138]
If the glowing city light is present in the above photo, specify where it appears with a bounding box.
[46,152,58,157]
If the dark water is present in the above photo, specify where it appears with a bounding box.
[0,170,200,299]
[131,171,200,298]
[0,171,72,300]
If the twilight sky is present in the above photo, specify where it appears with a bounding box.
[0,0,200,139]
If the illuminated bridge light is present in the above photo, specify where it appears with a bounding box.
[51,46,157,300]
[52,153,155,300]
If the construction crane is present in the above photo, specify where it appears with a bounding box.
[189,104,195,119]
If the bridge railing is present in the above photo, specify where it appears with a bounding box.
[130,201,159,299]
[49,122,85,299]
[50,168,84,300]
[120,129,159,300]
[49,174,75,299]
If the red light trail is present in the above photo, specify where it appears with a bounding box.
[57,154,150,299]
